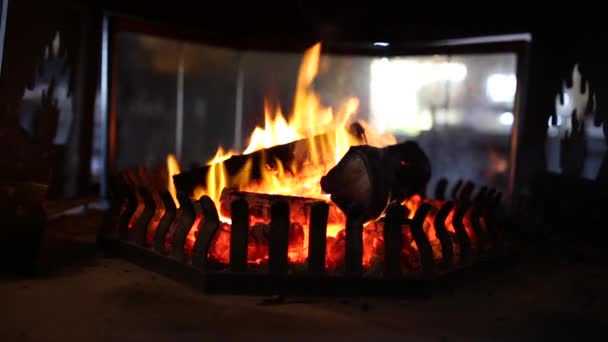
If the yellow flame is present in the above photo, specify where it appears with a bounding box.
[232,157,253,188]
[190,42,395,213]
[290,43,334,132]
[207,147,235,164]
[243,102,301,154]
[185,42,402,265]
[166,154,181,208]
[192,147,232,205]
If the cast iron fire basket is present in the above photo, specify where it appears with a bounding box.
[100,168,505,296]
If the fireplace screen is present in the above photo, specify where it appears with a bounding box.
[96,20,529,292]
[95,29,522,197]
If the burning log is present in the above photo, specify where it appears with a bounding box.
[172,124,365,196]
[218,188,345,225]
[320,141,431,221]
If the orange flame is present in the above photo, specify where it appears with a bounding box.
[192,147,233,207]
[166,154,181,208]
[243,103,301,154]
[194,43,394,205]
[187,43,398,268]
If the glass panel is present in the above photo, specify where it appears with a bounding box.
[182,43,239,166]
[240,51,302,140]
[366,53,518,192]
[114,32,178,170]
[238,52,373,133]
[111,30,519,193]
[114,33,241,170]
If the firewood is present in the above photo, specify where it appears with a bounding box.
[173,124,365,196]
[173,133,329,196]
[218,188,345,225]
[320,141,430,221]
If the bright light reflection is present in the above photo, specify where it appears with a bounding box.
[486,73,517,103]
[370,58,467,136]
[499,111,514,126]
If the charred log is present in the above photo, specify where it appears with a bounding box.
[174,125,364,196]
[320,141,431,221]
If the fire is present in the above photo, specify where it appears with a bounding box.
[182,42,398,268]
[166,154,181,208]
[192,148,233,204]
[243,103,301,154]
[194,43,389,204]
[130,42,487,273]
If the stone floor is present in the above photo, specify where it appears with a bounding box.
[1,211,607,341]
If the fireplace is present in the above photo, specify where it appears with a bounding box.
[91,16,533,295]
[98,21,528,199]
